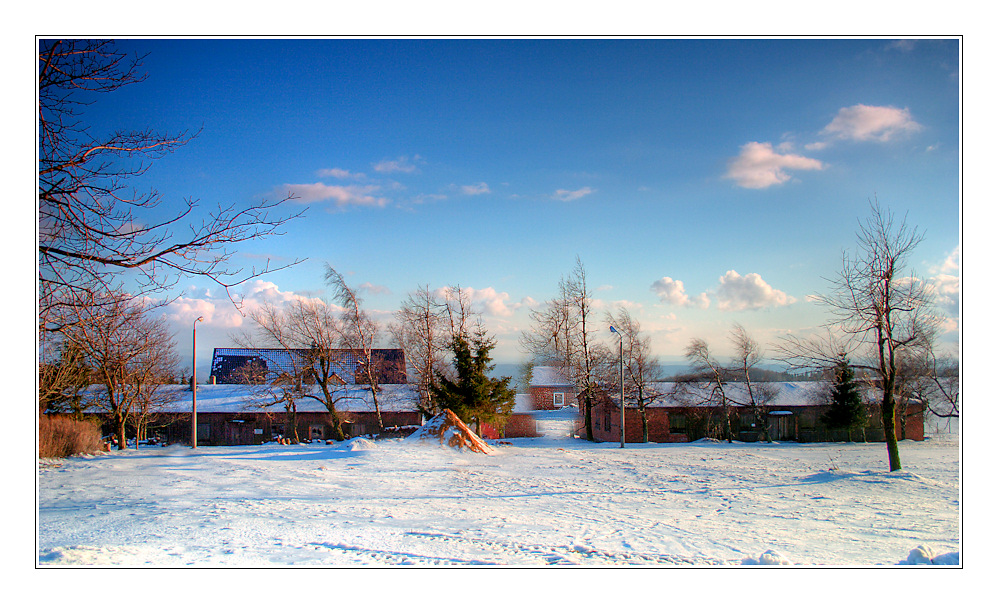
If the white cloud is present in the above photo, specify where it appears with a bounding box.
[373,155,422,174]
[885,40,917,52]
[725,142,824,189]
[715,270,795,311]
[459,182,491,196]
[821,104,922,142]
[317,168,365,180]
[412,193,448,204]
[283,183,389,208]
[358,282,392,296]
[928,247,960,319]
[650,277,710,309]
[170,280,331,330]
[433,286,528,317]
[553,187,594,202]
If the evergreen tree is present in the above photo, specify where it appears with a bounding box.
[821,353,868,441]
[431,332,516,436]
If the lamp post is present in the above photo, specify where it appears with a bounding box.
[192,316,203,448]
[610,325,624,448]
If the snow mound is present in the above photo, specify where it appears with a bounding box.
[897,545,960,565]
[741,549,793,565]
[405,410,493,454]
[347,438,377,451]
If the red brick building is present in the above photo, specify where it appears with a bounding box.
[588,382,925,444]
[527,366,576,411]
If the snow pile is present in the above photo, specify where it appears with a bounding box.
[405,410,492,454]
[897,545,960,565]
[346,438,377,451]
[741,549,793,565]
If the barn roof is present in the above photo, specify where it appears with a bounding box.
[530,366,574,387]
[81,383,421,414]
[602,381,904,408]
[209,347,407,385]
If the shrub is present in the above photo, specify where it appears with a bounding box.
[38,415,103,458]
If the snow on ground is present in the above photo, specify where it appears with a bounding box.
[37,411,959,567]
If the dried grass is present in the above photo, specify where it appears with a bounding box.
[38,415,103,459]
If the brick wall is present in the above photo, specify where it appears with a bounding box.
[530,386,576,410]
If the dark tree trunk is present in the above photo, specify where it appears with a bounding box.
[115,413,127,450]
[641,406,649,444]
[882,393,902,471]
[584,395,594,441]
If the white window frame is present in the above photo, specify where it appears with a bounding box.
[553,392,565,407]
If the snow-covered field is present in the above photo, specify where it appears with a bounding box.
[37,412,959,567]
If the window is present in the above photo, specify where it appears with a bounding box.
[553,392,565,407]
[669,413,686,434]
[310,425,324,440]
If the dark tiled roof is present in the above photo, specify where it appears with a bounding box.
[209,348,406,385]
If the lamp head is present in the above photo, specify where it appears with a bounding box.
[609,325,618,334]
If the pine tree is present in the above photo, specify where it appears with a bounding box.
[821,353,868,441]
[431,332,516,436]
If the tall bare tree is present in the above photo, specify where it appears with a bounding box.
[923,347,960,421]
[38,39,302,334]
[729,324,776,443]
[607,308,664,443]
[520,278,576,369]
[390,285,448,417]
[776,201,940,471]
[685,337,734,442]
[522,257,609,440]
[241,298,352,440]
[38,338,91,417]
[325,265,387,432]
[67,295,177,450]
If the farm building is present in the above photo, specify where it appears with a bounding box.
[92,382,425,446]
[471,366,579,439]
[526,366,577,410]
[588,381,925,444]
[478,392,541,439]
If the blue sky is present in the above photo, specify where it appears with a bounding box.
[76,38,960,372]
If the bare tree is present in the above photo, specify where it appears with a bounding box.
[923,347,960,420]
[128,322,180,447]
[522,257,610,440]
[729,324,776,443]
[325,265,387,432]
[607,308,664,443]
[67,295,177,450]
[235,362,309,444]
[241,299,351,440]
[390,285,448,417]
[38,39,302,334]
[38,337,91,417]
[520,277,577,369]
[776,201,940,471]
[685,337,735,442]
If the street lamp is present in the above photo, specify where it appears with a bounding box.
[192,316,203,449]
[610,325,624,448]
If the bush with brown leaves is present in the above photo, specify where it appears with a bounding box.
[39,415,103,459]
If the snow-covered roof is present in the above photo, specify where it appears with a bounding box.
[530,366,574,387]
[82,383,420,414]
[606,381,888,408]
